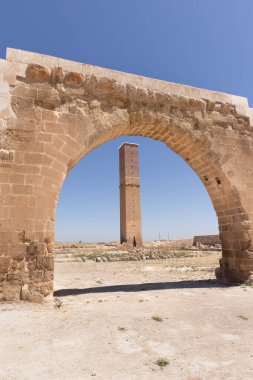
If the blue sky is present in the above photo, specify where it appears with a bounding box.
[1,1,252,242]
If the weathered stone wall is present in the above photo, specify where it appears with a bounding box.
[193,235,221,246]
[1,48,253,302]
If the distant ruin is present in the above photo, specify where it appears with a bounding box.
[1,48,253,302]
[119,143,142,247]
[193,235,221,247]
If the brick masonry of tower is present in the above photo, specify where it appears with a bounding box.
[119,143,143,247]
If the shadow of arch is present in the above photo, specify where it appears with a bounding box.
[54,279,234,298]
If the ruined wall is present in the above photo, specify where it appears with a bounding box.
[1,48,253,302]
[193,235,221,246]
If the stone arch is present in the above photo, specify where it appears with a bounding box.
[0,48,253,302]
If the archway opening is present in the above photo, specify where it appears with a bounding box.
[56,136,219,243]
[54,135,220,296]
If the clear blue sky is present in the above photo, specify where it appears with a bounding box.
[1,1,252,242]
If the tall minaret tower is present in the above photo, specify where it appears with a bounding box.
[119,143,143,247]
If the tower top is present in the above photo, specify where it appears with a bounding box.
[118,142,139,150]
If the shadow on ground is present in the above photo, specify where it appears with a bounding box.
[54,279,235,297]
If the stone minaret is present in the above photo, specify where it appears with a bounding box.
[119,143,142,247]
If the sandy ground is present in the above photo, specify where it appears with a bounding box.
[1,253,253,380]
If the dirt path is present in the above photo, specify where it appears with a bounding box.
[1,256,253,380]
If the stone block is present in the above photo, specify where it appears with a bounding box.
[64,72,84,87]
[25,64,51,82]
[0,283,21,301]
[0,257,10,273]
[51,67,64,84]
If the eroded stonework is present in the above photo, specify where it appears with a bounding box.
[1,48,253,302]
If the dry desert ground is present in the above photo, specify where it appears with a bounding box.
[1,251,253,380]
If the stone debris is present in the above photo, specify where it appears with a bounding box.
[54,240,221,264]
